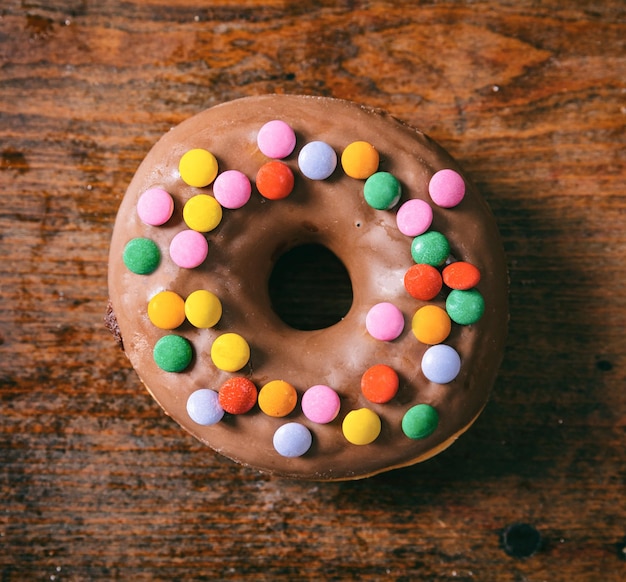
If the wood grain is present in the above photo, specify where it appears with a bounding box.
[1,0,625,580]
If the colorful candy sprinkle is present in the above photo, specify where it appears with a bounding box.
[178,148,218,188]
[135,123,488,459]
[210,332,250,372]
[184,289,222,328]
[421,344,461,384]
[186,389,224,425]
[411,305,451,345]
[301,384,341,424]
[123,237,160,275]
[429,169,465,208]
[401,404,439,439]
[148,290,186,330]
[273,423,312,458]
[298,141,337,180]
[213,170,252,209]
[257,120,297,159]
[365,302,404,341]
[153,334,193,373]
[183,194,223,233]
[256,161,295,200]
[395,198,433,237]
[363,171,401,210]
[137,188,174,226]
[446,288,485,325]
[169,229,209,269]
[404,263,443,301]
[341,141,379,179]
[410,231,450,266]
[258,380,298,417]
[218,377,257,414]
[442,261,481,290]
[361,364,399,404]
[342,408,381,445]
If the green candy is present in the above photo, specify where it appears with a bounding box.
[410,231,450,266]
[402,404,439,440]
[446,288,485,325]
[123,237,160,275]
[363,171,401,210]
[153,335,193,373]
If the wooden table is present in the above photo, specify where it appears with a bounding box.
[2,1,625,580]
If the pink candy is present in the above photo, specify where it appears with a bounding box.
[137,188,174,226]
[366,302,404,341]
[213,170,252,209]
[169,230,208,269]
[396,199,433,236]
[257,120,297,159]
[301,385,341,424]
[429,169,465,208]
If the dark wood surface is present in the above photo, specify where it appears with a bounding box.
[1,1,625,580]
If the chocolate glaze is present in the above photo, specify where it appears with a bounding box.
[108,95,508,480]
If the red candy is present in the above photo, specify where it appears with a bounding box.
[218,377,258,414]
[443,261,481,290]
[404,263,443,301]
[256,161,294,200]
[361,364,399,404]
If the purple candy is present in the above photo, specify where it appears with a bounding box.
[421,344,461,383]
[273,423,313,457]
[298,141,337,180]
[186,389,224,425]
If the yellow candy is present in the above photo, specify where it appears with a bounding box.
[411,305,451,345]
[185,290,222,328]
[258,380,297,417]
[210,332,250,372]
[179,148,218,188]
[147,291,185,330]
[342,408,381,445]
[183,194,223,232]
[341,141,379,179]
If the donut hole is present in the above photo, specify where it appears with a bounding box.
[268,243,353,331]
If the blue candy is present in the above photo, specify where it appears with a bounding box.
[298,141,337,180]
[421,344,461,384]
[273,422,313,457]
[186,389,224,425]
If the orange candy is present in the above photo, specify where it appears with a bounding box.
[361,364,399,404]
[442,261,481,290]
[404,263,443,301]
[218,377,257,414]
[147,290,186,329]
[256,161,294,200]
[258,380,298,417]
[412,305,451,345]
[341,141,379,179]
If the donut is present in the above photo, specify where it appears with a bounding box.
[106,95,508,480]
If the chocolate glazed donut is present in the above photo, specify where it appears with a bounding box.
[107,95,508,480]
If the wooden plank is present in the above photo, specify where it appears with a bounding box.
[1,1,625,579]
